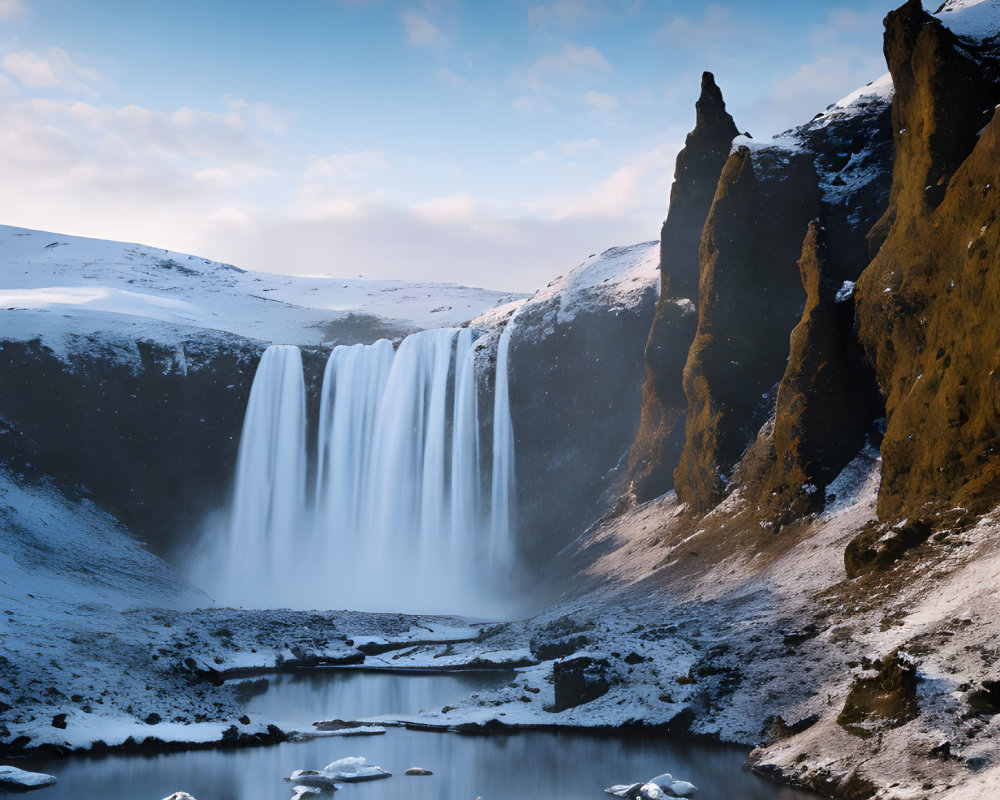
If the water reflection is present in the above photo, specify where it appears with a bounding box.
[232,668,512,728]
[20,670,817,800]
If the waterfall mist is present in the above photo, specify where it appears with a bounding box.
[191,326,518,616]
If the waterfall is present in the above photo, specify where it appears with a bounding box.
[490,308,519,568]
[199,345,307,608]
[201,322,518,615]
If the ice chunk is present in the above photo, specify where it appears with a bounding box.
[322,756,392,782]
[0,766,57,790]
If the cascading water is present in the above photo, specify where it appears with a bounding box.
[194,345,307,608]
[197,323,518,615]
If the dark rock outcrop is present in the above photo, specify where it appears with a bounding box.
[737,223,883,523]
[507,265,657,566]
[837,650,919,737]
[549,656,611,712]
[624,72,738,504]
[674,145,821,513]
[855,0,1000,524]
[0,336,325,557]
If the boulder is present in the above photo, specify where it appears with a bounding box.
[550,656,611,711]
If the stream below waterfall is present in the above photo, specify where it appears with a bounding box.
[15,670,819,800]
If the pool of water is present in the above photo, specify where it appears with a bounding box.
[231,667,512,730]
[14,670,817,800]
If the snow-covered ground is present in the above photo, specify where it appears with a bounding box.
[0,224,523,358]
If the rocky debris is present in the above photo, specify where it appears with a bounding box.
[625,72,739,504]
[549,656,611,712]
[856,0,1000,526]
[836,649,919,737]
[404,767,433,775]
[528,615,592,661]
[843,517,932,577]
[0,765,57,790]
[965,680,1000,717]
[674,143,820,513]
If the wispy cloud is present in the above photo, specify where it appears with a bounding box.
[0,0,27,20]
[522,142,676,220]
[401,10,448,48]
[661,5,734,47]
[305,149,389,180]
[511,43,612,95]
[519,137,601,165]
[2,46,102,95]
[583,89,618,116]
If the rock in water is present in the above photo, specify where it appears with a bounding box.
[0,766,57,790]
[604,784,644,798]
[404,767,433,775]
[637,783,666,799]
[290,786,327,799]
[666,779,698,797]
[284,770,340,790]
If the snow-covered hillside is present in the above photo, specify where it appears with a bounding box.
[0,225,522,358]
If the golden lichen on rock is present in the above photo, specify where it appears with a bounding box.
[856,0,1000,526]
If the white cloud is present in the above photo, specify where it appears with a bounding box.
[2,46,102,94]
[434,66,467,86]
[512,94,552,113]
[522,142,676,221]
[583,89,618,115]
[413,192,479,224]
[305,149,389,180]
[0,0,27,20]
[752,49,885,130]
[401,10,448,48]
[511,43,612,94]
[519,137,601,165]
[661,5,733,47]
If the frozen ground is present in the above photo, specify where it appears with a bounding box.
[6,442,999,798]
[0,224,523,360]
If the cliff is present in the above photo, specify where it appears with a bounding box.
[623,73,738,505]
[855,0,1000,527]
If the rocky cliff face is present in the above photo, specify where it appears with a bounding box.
[855,0,1000,526]
[736,223,882,524]
[0,335,332,558]
[673,144,821,513]
[623,72,738,505]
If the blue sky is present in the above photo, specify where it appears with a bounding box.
[0,0,899,291]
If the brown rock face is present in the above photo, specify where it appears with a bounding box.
[869,0,997,249]
[624,72,739,504]
[740,223,882,523]
[856,0,1000,523]
[674,145,820,513]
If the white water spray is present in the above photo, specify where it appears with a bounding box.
[196,345,307,607]
[198,323,519,614]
